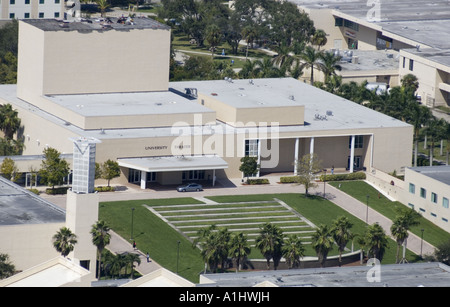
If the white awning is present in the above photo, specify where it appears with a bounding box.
[118,155,228,172]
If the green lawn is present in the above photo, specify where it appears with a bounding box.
[99,191,427,283]
[328,181,450,247]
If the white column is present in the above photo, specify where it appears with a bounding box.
[294,138,299,175]
[140,171,147,189]
[257,139,261,177]
[350,135,355,173]
[310,137,314,155]
[212,169,216,187]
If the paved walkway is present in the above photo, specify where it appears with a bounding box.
[40,176,436,276]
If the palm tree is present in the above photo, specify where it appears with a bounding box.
[90,220,111,280]
[365,223,389,262]
[229,232,251,272]
[405,103,432,167]
[390,219,409,264]
[238,59,261,79]
[255,223,284,270]
[331,216,353,266]
[282,234,305,269]
[300,45,324,85]
[319,51,342,83]
[311,29,328,50]
[241,26,258,60]
[272,43,294,72]
[256,57,282,78]
[423,117,446,166]
[400,73,419,95]
[443,121,450,165]
[95,0,109,18]
[311,224,334,268]
[52,227,78,258]
[0,103,21,140]
[124,252,141,279]
[205,24,222,58]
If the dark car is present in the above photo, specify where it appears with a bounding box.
[177,183,203,192]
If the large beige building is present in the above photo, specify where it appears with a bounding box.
[0,17,414,190]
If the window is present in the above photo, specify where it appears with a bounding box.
[443,197,449,209]
[54,12,60,18]
[409,59,414,71]
[24,12,30,18]
[25,0,30,4]
[344,19,359,31]
[9,13,15,18]
[431,192,438,203]
[349,135,363,149]
[39,12,44,18]
[402,57,406,69]
[245,139,259,157]
[420,187,426,199]
[39,0,44,3]
[55,0,60,3]
[431,212,437,217]
[409,183,415,194]
[10,0,15,4]
[335,17,343,27]
[408,203,414,210]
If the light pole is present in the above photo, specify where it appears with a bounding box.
[323,169,327,198]
[366,195,369,225]
[130,207,135,240]
[177,240,181,274]
[420,228,424,258]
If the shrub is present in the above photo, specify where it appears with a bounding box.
[28,188,40,195]
[95,186,115,192]
[280,176,299,183]
[246,178,270,185]
[45,187,69,195]
[319,172,366,182]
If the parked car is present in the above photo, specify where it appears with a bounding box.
[177,183,203,192]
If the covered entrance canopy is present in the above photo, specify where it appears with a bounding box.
[117,155,228,189]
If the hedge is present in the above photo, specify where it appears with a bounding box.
[280,172,366,183]
[246,178,270,185]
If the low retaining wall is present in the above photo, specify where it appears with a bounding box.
[241,250,362,271]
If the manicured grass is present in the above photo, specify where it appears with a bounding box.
[328,181,450,247]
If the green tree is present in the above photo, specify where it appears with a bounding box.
[282,234,305,269]
[255,223,284,270]
[365,223,389,262]
[295,153,322,196]
[52,227,78,258]
[433,239,450,265]
[229,232,251,272]
[193,225,231,273]
[311,224,334,268]
[319,51,342,83]
[423,117,446,166]
[300,45,323,85]
[331,216,353,266]
[0,103,21,140]
[405,102,432,167]
[390,207,421,263]
[124,252,141,279]
[101,159,121,187]
[311,29,328,50]
[239,156,260,183]
[0,157,20,182]
[90,220,111,279]
[205,24,222,57]
[0,253,16,280]
[241,25,258,59]
[39,147,70,191]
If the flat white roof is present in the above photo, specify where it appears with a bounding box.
[118,155,228,172]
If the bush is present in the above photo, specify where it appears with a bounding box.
[28,188,40,195]
[95,186,115,192]
[319,172,366,182]
[45,187,69,195]
[280,176,299,183]
[246,178,270,185]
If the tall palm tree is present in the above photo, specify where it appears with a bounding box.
[300,45,323,85]
[52,227,77,258]
[282,234,305,269]
[405,103,432,167]
[238,59,261,79]
[90,220,111,280]
[331,216,353,266]
[311,29,328,50]
[365,223,389,262]
[241,26,258,60]
[311,224,334,268]
[390,219,409,264]
[256,57,282,78]
[229,232,251,272]
[255,223,284,270]
[319,51,342,83]
[0,103,21,140]
[125,252,141,279]
[205,24,222,58]
[423,117,446,166]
